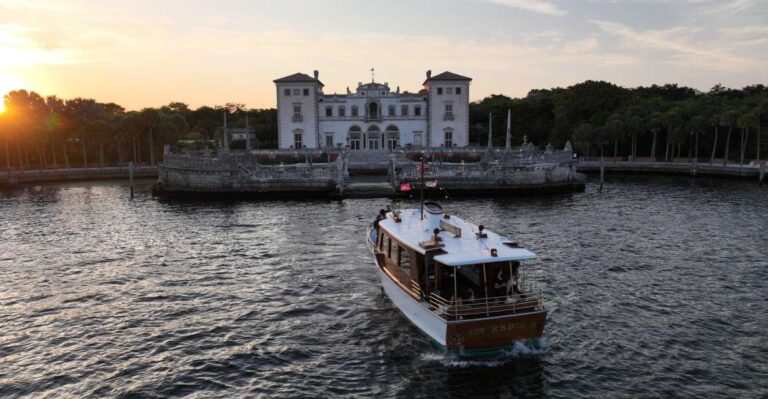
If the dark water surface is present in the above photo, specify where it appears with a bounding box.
[1,176,767,398]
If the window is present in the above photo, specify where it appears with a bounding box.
[401,105,408,116]
[368,102,379,120]
[284,89,290,96]
[325,133,334,147]
[293,89,300,95]
[398,244,411,272]
[388,105,396,116]
[414,106,421,116]
[413,132,422,146]
[303,88,309,96]
[292,104,302,122]
[444,130,453,147]
[325,106,333,117]
[387,236,392,258]
[351,106,359,117]
[294,130,303,149]
[456,87,461,95]
[446,87,453,95]
[437,87,443,95]
[338,106,346,117]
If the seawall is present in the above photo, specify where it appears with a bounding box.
[1,166,158,187]
[576,161,764,180]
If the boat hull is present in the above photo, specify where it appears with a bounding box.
[372,249,547,355]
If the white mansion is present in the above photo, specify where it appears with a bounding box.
[274,70,471,150]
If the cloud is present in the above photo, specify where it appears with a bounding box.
[590,19,762,71]
[0,24,81,66]
[472,0,567,16]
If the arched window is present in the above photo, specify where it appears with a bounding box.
[348,125,362,150]
[368,102,379,120]
[367,125,381,150]
[385,125,400,150]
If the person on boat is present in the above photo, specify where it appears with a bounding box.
[371,209,387,243]
[506,262,522,303]
[493,268,507,300]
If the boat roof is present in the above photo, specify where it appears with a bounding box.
[378,208,537,267]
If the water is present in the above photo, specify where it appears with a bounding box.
[1,176,766,398]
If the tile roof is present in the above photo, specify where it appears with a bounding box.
[425,71,472,84]
[273,73,324,86]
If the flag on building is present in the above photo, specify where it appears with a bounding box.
[425,180,438,188]
[400,183,412,192]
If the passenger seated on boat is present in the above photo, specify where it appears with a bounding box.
[506,283,522,304]
[493,268,507,298]
[371,209,387,243]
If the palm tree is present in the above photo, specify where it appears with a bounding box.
[737,110,756,166]
[689,115,706,163]
[606,112,625,159]
[708,113,720,164]
[647,112,664,162]
[720,108,738,165]
[663,109,683,162]
[139,108,161,165]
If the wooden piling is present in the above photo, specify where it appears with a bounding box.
[599,162,604,192]
[129,161,134,198]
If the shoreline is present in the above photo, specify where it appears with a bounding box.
[576,161,765,182]
[1,166,158,187]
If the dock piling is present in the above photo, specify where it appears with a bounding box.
[129,161,135,198]
[599,162,604,192]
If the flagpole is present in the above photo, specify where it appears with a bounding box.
[420,152,425,220]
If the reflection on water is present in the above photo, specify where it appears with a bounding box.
[1,176,767,398]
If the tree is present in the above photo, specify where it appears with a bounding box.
[663,108,683,162]
[719,108,738,165]
[647,112,664,161]
[572,123,595,158]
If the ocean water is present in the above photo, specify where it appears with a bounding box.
[1,176,766,398]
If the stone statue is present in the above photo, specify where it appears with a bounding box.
[346,86,351,94]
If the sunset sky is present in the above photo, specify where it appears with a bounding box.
[1,0,766,110]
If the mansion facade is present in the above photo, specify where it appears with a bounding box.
[274,70,471,150]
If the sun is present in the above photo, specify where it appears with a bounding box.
[0,101,5,114]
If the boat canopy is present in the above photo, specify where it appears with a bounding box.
[378,208,537,267]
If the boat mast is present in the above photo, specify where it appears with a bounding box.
[420,152,425,220]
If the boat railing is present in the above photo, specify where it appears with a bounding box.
[428,290,543,319]
[410,279,423,298]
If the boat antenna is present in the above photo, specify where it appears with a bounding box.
[420,151,425,220]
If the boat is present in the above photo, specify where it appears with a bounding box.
[365,201,547,356]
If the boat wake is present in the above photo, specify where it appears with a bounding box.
[420,338,549,367]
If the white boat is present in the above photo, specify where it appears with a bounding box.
[366,201,547,356]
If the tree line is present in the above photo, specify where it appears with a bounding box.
[470,81,768,164]
[2,81,767,170]
[0,91,276,169]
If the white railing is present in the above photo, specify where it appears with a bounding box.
[429,290,543,318]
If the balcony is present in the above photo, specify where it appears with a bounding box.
[443,113,455,121]
[292,114,304,123]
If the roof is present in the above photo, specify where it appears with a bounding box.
[378,208,536,267]
[424,71,472,84]
[273,72,324,86]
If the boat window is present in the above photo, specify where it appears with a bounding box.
[398,245,411,272]
[378,232,385,250]
[387,237,392,258]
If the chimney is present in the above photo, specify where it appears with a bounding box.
[426,70,432,80]
[313,70,319,80]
